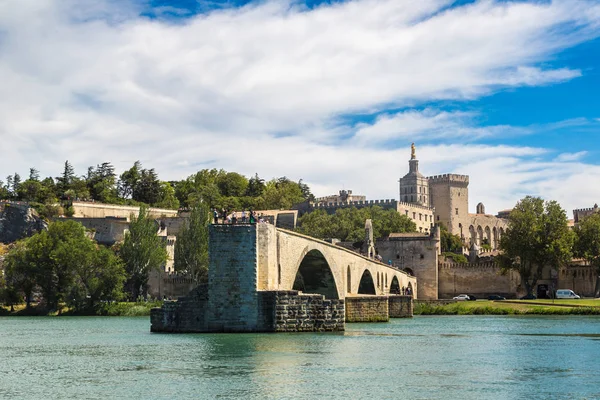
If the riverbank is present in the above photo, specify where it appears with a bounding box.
[414,299,600,315]
[0,301,163,317]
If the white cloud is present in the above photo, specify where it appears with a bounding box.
[0,0,599,216]
[352,109,529,144]
[554,151,588,162]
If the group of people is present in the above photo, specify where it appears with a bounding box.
[400,286,412,296]
[212,209,269,225]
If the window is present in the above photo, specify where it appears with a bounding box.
[405,210,408,215]
[419,213,422,221]
[420,254,424,259]
[413,212,416,219]
[437,215,440,221]
[455,208,459,215]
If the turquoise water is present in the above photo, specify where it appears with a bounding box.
[1,316,599,400]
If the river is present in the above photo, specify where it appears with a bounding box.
[1,316,599,399]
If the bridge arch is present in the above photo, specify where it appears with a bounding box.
[390,275,401,294]
[358,269,376,295]
[292,249,339,299]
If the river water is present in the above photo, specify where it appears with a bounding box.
[1,316,599,399]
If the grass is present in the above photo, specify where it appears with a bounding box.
[414,299,600,315]
[0,301,163,317]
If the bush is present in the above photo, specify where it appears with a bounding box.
[442,252,468,264]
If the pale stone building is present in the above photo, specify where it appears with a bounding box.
[398,143,509,250]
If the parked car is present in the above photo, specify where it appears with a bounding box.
[488,295,506,301]
[556,289,580,299]
[520,294,537,300]
[467,295,477,301]
[453,294,470,301]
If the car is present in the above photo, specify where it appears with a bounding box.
[520,294,537,300]
[556,289,581,299]
[453,294,470,301]
[467,295,477,301]
[488,295,506,301]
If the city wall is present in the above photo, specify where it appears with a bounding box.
[438,261,520,299]
[71,202,178,221]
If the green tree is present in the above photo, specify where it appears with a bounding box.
[29,168,40,181]
[499,196,574,297]
[56,160,75,196]
[261,177,305,210]
[246,173,265,197]
[16,180,43,202]
[67,245,126,312]
[87,162,118,203]
[439,224,463,253]
[120,206,167,300]
[118,160,142,199]
[155,182,180,210]
[573,212,600,297]
[217,172,248,197]
[297,206,417,242]
[174,204,210,283]
[5,220,100,312]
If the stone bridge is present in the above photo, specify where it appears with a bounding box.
[151,224,415,333]
[255,224,416,299]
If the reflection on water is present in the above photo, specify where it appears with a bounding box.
[0,316,599,399]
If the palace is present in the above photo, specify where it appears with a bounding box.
[311,143,509,251]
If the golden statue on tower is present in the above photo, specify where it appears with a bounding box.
[411,143,416,160]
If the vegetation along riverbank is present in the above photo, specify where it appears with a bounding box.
[415,300,600,315]
[0,301,163,317]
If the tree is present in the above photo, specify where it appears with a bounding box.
[87,162,118,203]
[499,196,574,297]
[174,204,210,282]
[574,212,600,297]
[246,173,265,197]
[155,182,180,210]
[12,173,21,195]
[56,161,75,196]
[67,245,126,312]
[439,224,463,253]
[261,177,305,210]
[29,168,40,181]
[217,172,248,197]
[118,161,142,199]
[120,206,167,300]
[297,206,417,242]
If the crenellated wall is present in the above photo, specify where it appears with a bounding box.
[438,261,520,299]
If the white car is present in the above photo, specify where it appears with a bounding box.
[556,289,581,299]
[453,294,470,301]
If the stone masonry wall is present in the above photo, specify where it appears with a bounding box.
[345,296,389,322]
[388,295,413,317]
[151,285,209,333]
[258,291,345,332]
[208,224,259,332]
[438,262,519,299]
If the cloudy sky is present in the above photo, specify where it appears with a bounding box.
[1,0,600,215]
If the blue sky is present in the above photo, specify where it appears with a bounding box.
[1,0,600,215]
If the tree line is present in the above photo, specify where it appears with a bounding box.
[0,206,171,314]
[0,161,315,219]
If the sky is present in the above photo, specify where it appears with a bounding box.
[1,0,600,216]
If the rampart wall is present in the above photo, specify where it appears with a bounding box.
[71,202,178,221]
[438,261,520,299]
